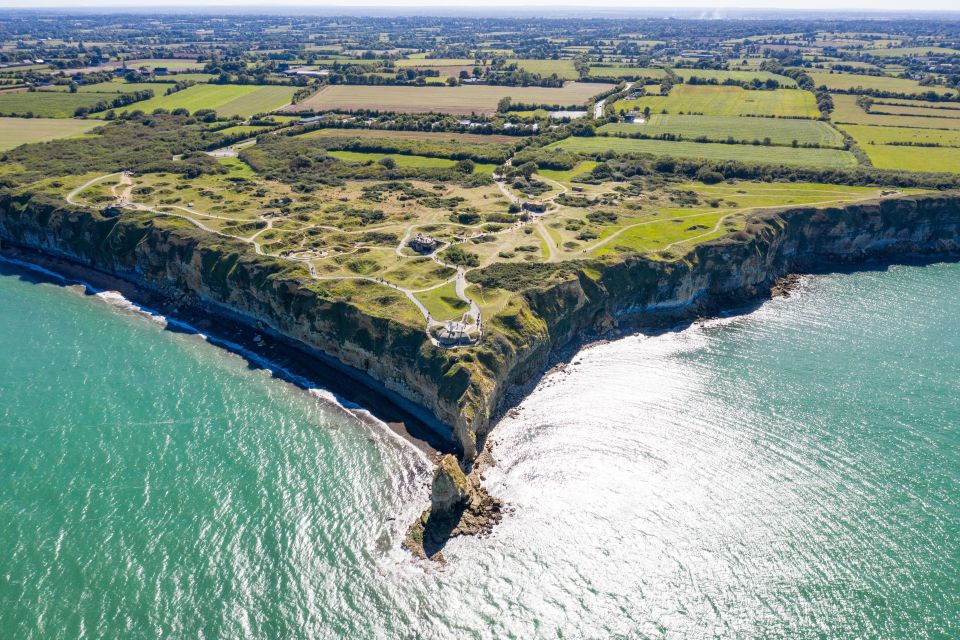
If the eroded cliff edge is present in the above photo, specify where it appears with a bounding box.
[1,190,958,473]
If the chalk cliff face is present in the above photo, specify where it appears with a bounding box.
[453,194,960,454]
[2,191,959,458]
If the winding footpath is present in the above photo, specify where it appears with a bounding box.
[66,171,488,348]
[66,117,609,347]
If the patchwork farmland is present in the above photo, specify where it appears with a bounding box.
[830,94,960,129]
[838,124,960,173]
[806,71,955,95]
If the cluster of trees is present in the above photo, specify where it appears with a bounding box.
[287,112,535,137]
[773,66,833,116]
[73,88,154,117]
[599,129,834,150]
[239,135,492,191]
[836,87,957,102]
[585,153,960,190]
[2,113,228,185]
[310,135,512,164]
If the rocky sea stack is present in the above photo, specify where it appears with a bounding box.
[404,454,503,561]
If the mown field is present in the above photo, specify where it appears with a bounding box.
[838,123,960,147]
[858,145,960,173]
[548,136,858,167]
[0,91,132,118]
[0,116,101,150]
[215,124,273,136]
[871,98,960,110]
[806,71,954,95]
[283,82,613,115]
[587,65,667,79]
[508,59,578,79]
[867,103,960,121]
[107,84,297,118]
[831,94,960,129]
[611,85,820,118]
[599,115,846,147]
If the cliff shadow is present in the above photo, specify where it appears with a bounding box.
[0,254,455,455]
[487,253,960,436]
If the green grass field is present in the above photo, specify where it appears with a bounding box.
[587,65,667,79]
[807,71,954,95]
[867,104,960,121]
[830,94,960,129]
[108,84,297,118]
[0,116,102,150]
[600,114,846,147]
[537,161,599,185]
[548,136,858,167]
[508,59,578,79]
[415,281,469,321]
[395,58,478,67]
[858,145,960,173]
[611,85,820,118]
[215,124,273,136]
[838,124,960,147]
[285,82,613,116]
[40,81,162,94]
[862,46,960,57]
[0,91,134,118]
[592,182,911,257]
[871,98,960,110]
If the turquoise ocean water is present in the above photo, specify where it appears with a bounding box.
[1,259,957,638]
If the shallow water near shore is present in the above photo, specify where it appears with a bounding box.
[1,260,958,638]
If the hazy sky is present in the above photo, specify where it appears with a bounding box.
[0,0,957,11]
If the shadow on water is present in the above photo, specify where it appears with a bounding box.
[0,256,453,455]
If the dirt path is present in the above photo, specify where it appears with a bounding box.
[536,222,558,262]
[582,197,877,256]
[68,172,485,348]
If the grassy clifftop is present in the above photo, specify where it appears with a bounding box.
[3,189,960,459]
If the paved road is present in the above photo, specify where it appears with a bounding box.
[593,81,634,118]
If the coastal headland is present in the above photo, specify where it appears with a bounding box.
[3,186,958,557]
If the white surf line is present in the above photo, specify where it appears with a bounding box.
[0,253,432,465]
